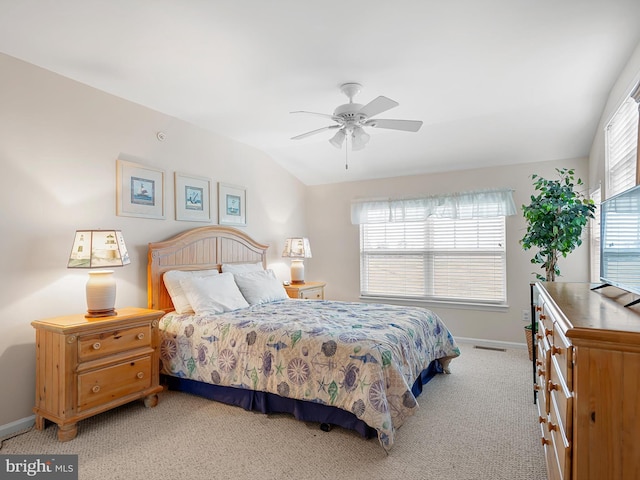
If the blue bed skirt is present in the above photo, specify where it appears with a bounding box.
[163,358,444,439]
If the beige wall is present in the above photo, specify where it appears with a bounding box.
[306,157,592,345]
[0,53,307,426]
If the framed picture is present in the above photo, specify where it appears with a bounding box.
[218,182,246,226]
[116,159,165,219]
[174,172,212,222]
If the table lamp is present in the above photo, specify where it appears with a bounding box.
[282,237,312,284]
[68,230,130,318]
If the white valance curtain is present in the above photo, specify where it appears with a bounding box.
[351,188,517,224]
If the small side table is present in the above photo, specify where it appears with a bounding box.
[32,307,164,441]
[284,281,326,300]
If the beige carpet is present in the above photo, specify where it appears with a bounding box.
[1,343,547,480]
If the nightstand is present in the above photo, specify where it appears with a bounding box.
[284,281,326,300]
[32,307,164,441]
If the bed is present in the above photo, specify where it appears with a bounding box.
[148,226,460,451]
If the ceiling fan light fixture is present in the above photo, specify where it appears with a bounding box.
[351,127,370,151]
[329,129,346,149]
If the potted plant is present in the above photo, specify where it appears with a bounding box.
[520,168,596,358]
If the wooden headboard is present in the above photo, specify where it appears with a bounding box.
[147,226,269,312]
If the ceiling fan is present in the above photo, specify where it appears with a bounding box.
[290,83,423,151]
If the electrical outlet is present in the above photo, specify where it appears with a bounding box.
[521,309,531,323]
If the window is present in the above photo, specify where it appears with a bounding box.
[360,216,506,304]
[352,189,515,305]
[589,187,601,283]
[606,96,639,198]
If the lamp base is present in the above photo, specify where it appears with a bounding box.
[86,270,117,319]
[290,259,305,284]
[290,280,305,285]
[85,309,117,319]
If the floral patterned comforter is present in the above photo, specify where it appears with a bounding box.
[159,299,460,450]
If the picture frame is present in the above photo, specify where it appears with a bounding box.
[174,172,212,222]
[218,182,246,226]
[116,159,165,219]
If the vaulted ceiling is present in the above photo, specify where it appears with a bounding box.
[1,1,639,185]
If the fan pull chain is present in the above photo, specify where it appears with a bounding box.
[345,135,349,170]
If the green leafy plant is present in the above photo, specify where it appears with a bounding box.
[521,168,596,281]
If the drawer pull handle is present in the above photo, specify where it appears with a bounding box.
[536,306,542,312]
[548,381,559,392]
[535,333,543,341]
[541,437,549,446]
[536,360,543,366]
[136,333,145,340]
[91,385,100,393]
[537,368,545,377]
[551,345,563,356]
[544,328,552,337]
[92,342,101,350]
[534,384,541,391]
[538,416,547,424]
[548,422,558,432]
[136,372,144,379]
[540,314,547,320]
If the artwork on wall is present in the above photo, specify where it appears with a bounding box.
[218,182,246,226]
[174,172,212,222]
[116,159,165,219]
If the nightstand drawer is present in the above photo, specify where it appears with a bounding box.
[79,324,151,361]
[284,281,326,300]
[299,287,324,300]
[78,356,152,412]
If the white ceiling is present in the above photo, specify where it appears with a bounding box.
[1,1,639,185]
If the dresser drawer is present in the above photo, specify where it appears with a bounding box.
[299,287,324,300]
[537,302,553,332]
[549,392,571,480]
[552,323,573,391]
[77,356,152,412]
[535,335,548,389]
[78,324,151,361]
[548,356,573,440]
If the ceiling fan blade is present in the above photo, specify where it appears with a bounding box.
[290,110,339,121]
[358,96,399,118]
[291,125,340,140]
[364,119,423,132]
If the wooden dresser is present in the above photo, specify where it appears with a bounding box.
[532,282,640,480]
[32,307,164,441]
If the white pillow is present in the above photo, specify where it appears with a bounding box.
[234,269,289,305]
[163,269,220,314]
[221,262,264,274]
[180,272,249,314]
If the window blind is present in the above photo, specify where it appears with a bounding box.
[589,187,602,283]
[360,216,506,304]
[606,96,639,198]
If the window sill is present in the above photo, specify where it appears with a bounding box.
[358,295,509,312]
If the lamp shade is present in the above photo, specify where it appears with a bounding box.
[281,237,312,258]
[68,230,130,318]
[68,230,130,268]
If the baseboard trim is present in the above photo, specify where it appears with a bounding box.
[455,336,526,350]
[0,415,35,440]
